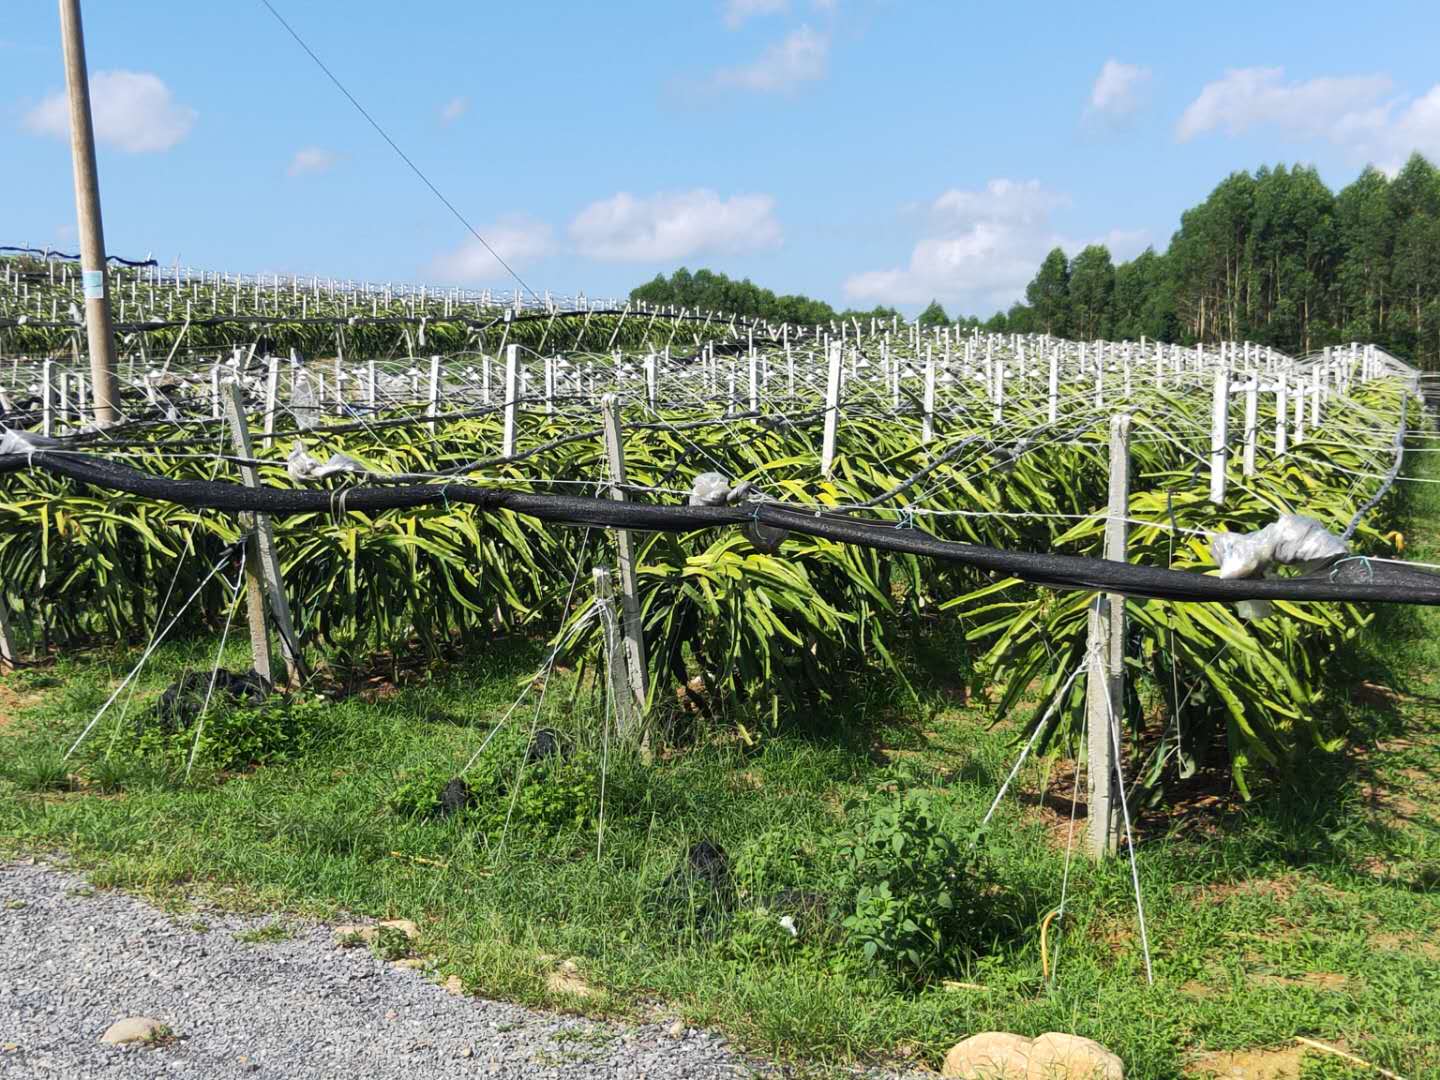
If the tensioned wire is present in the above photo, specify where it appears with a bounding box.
[16,334,1415,525]
[14,352,1405,498]
[1101,649,1154,986]
[17,337,1342,434]
[45,440,1234,539]
[98,426,234,758]
[185,559,249,780]
[63,541,245,761]
[431,525,599,895]
[21,403,1399,514]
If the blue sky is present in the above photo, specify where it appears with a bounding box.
[4,1,1440,317]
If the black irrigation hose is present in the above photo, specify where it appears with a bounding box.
[0,246,157,268]
[1341,392,1407,542]
[5,449,1440,607]
[759,505,1440,604]
[0,451,745,529]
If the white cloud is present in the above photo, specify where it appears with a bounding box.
[713,26,828,92]
[1175,66,1440,170]
[1087,59,1151,120]
[932,179,1069,227]
[723,0,787,28]
[570,189,781,262]
[1388,86,1440,167]
[428,217,554,282]
[286,147,339,177]
[844,180,1074,310]
[1177,67,1392,142]
[844,185,1155,312]
[24,70,195,153]
[440,96,468,124]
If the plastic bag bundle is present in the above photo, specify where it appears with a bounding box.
[0,428,64,456]
[1211,514,1347,580]
[688,472,755,507]
[286,441,371,483]
[290,371,319,431]
[689,472,783,550]
[1266,514,1350,570]
[1209,514,1348,620]
[689,472,730,506]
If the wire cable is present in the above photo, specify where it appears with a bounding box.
[255,0,538,302]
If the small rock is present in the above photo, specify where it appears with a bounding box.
[334,924,373,946]
[1026,1033,1124,1079]
[101,1017,168,1045]
[943,1032,1033,1078]
[458,1045,474,1059]
[546,960,596,999]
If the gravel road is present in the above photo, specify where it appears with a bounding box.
[1,858,913,1080]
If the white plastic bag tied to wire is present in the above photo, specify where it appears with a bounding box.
[687,471,754,507]
[290,371,320,431]
[0,428,64,458]
[1210,514,1348,620]
[688,471,787,553]
[285,440,371,483]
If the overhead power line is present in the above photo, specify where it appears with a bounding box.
[255,0,539,302]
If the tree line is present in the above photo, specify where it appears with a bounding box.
[629,267,900,330]
[976,153,1440,368]
[631,153,1440,367]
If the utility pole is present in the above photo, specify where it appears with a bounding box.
[59,0,121,426]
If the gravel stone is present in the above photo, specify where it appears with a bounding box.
[1,860,926,1079]
[99,1018,167,1045]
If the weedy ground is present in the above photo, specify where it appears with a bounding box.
[1,476,1438,1079]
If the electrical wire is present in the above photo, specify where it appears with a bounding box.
[255,0,538,302]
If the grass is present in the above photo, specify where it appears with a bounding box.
[2,491,1439,1077]
[233,922,295,945]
